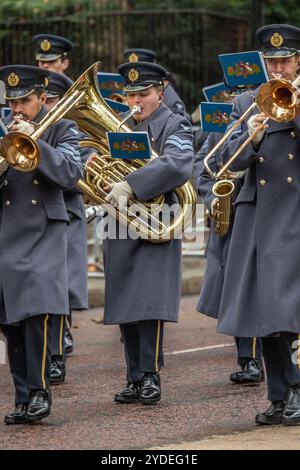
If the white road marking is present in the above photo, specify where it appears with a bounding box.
[166,343,235,356]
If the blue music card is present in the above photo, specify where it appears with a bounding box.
[107,132,151,159]
[0,107,10,120]
[0,118,7,137]
[105,98,129,114]
[98,72,125,98]
[200,102,233,133]
[202,82,230,102]
[218,51,269,87]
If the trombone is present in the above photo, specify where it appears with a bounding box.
[203,74,300,236]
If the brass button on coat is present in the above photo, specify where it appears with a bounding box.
[259,157,264,163]
[288,154,294,160]
[287,177,293,183]
[3,180,8,186]
[259,179,266,186]
[33,179,39,185]
[31,199,38,205]
[290,131,296,138]
[5,200,10,206]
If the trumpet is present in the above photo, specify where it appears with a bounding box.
[204,73,300,236]
[0,113,38,171]
[0,113,27,175]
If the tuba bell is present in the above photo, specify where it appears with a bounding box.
[0,62,196,242]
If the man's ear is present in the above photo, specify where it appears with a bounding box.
[40,92,48,105]
[62,58,70,72]
[158,91,164,101]
[297,56,300,74]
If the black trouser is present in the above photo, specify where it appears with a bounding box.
[262,332,300,402]
[235,337,263,366]
[120,320,164,383]
[66,311,72,329]
[1,314,53,404]
[51,315,66,359]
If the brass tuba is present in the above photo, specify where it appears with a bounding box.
[0,62,196,242]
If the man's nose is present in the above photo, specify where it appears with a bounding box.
[13,104,23,113]
[274,63,284,72]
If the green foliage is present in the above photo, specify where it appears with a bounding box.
[5,0,128,21]
[1,0,300,24]
[131,0,300,24]
[264,0,300,25]
[0,0,108,20]
[131,0,250,13]
[0,0,299,110]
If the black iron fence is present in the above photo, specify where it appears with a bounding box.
[0,9,249,111]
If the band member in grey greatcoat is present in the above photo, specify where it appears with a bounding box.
[218,24,300,426]
[194,131,263,384]
[0,65,82,424]
[123,48,186,117]
[97,61,194,404]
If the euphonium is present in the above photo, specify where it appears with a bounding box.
[70,63,196,242]
[0,62,196,242]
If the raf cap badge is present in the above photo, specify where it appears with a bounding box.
[41,39,51,51]
[8,72,20,87]
[44,77,49,87]
[270,32,284,48]
[129,53,139,63]
[128,68,139,82]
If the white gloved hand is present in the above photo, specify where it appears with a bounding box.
[105,180,134,209]
[13,120,35,135]
[247,114,266,146]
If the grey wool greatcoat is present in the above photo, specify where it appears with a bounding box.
[103,102,194,325]
[194,133,243,319]
[0,107,82,325]
[163,84,186,117]
[63,191,88,310]
[63,139,90,311]
[218,89,300,337]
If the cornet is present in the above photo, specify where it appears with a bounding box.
[0,113,29,175]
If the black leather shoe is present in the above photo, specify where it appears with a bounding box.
[230,359,264,385]
[282,385,300,426]
[4,403,29,425]
[255,400,285,425]
[140,373,161,405]
[50,356,66,385]
[114,382,141,403]
[64,329,73,355]
[26,390,52,422]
